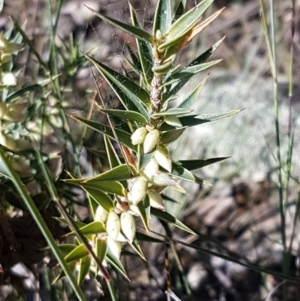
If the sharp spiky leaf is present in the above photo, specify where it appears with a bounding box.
[71,116,137,152]
[152,108,192,117]
[77,255,91,285]
[160,128,185,144]
[171,162,211,185]
[129,3,153,86]
[159,0,214,50]
[65,244,88,263]
[96,238,108,263]
[86,164,136,182]
[104,136,122,169]
[85,5,153,43]
[160,109,242,130]
[178,75,208,109]
[97,107,148,125]
[106,250,129,280]
[137,195,150,231]
[151,208,196,235]
[153,0,172,35]
[178,157,230,170]
[164,37,225,99]
[85,54,150,117]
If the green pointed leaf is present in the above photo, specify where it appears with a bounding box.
[178,157,229,170]
[178,75,208,109]
[87,181,125,196]
[152,108,192,117]
[151,208,196,235]
[129,4,153,86]
[104,136,121,169]
[171,162,210,185]
[153,0,171,35]
[161,109,242,130]
[85,54,150,117]
[137,195,150,231]
[98,108,148,125]
[78,221,106,236]
[164,37,224,100]
[125,43,142,72]
[189,36,226,66]
[84,187,114,212]
[177,60,222,77]
[58,244,77,257]
[86,164,136,182]
[85,5,153,43]
[78,255,91,285]
[160,128,185,144]
[71,116,137,152]
[128,237,146,260]
[96,237,108,263]
[106,250,129,281]
[88,196,98,218]
[66,178,125,198]
[159,0,214,50]
[65,244,88,263]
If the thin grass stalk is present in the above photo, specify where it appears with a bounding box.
[284,0,296,209]
[0,149,86,301]
[260,0,287,280]
[170,242,194,300]
[34,147,112,281]
[284,0,296,275]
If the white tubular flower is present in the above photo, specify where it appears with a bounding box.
[131,127,148,145]
[143,157,159,180]
[2,72,17,86]
[120,212,136,243]
[131,176,148,205]
[154,145,172,173]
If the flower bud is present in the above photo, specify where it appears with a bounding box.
[94,206,108,223]
[143,129,160,153]
[106,211,121,240]
[107,236,122,259]
[2,72,17,86]
[143,157,159,180]
[148,189,165,210]
[131,176,148,205]
[154,145,172,172]
[131,127,147,145]
[120,212,136,243]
